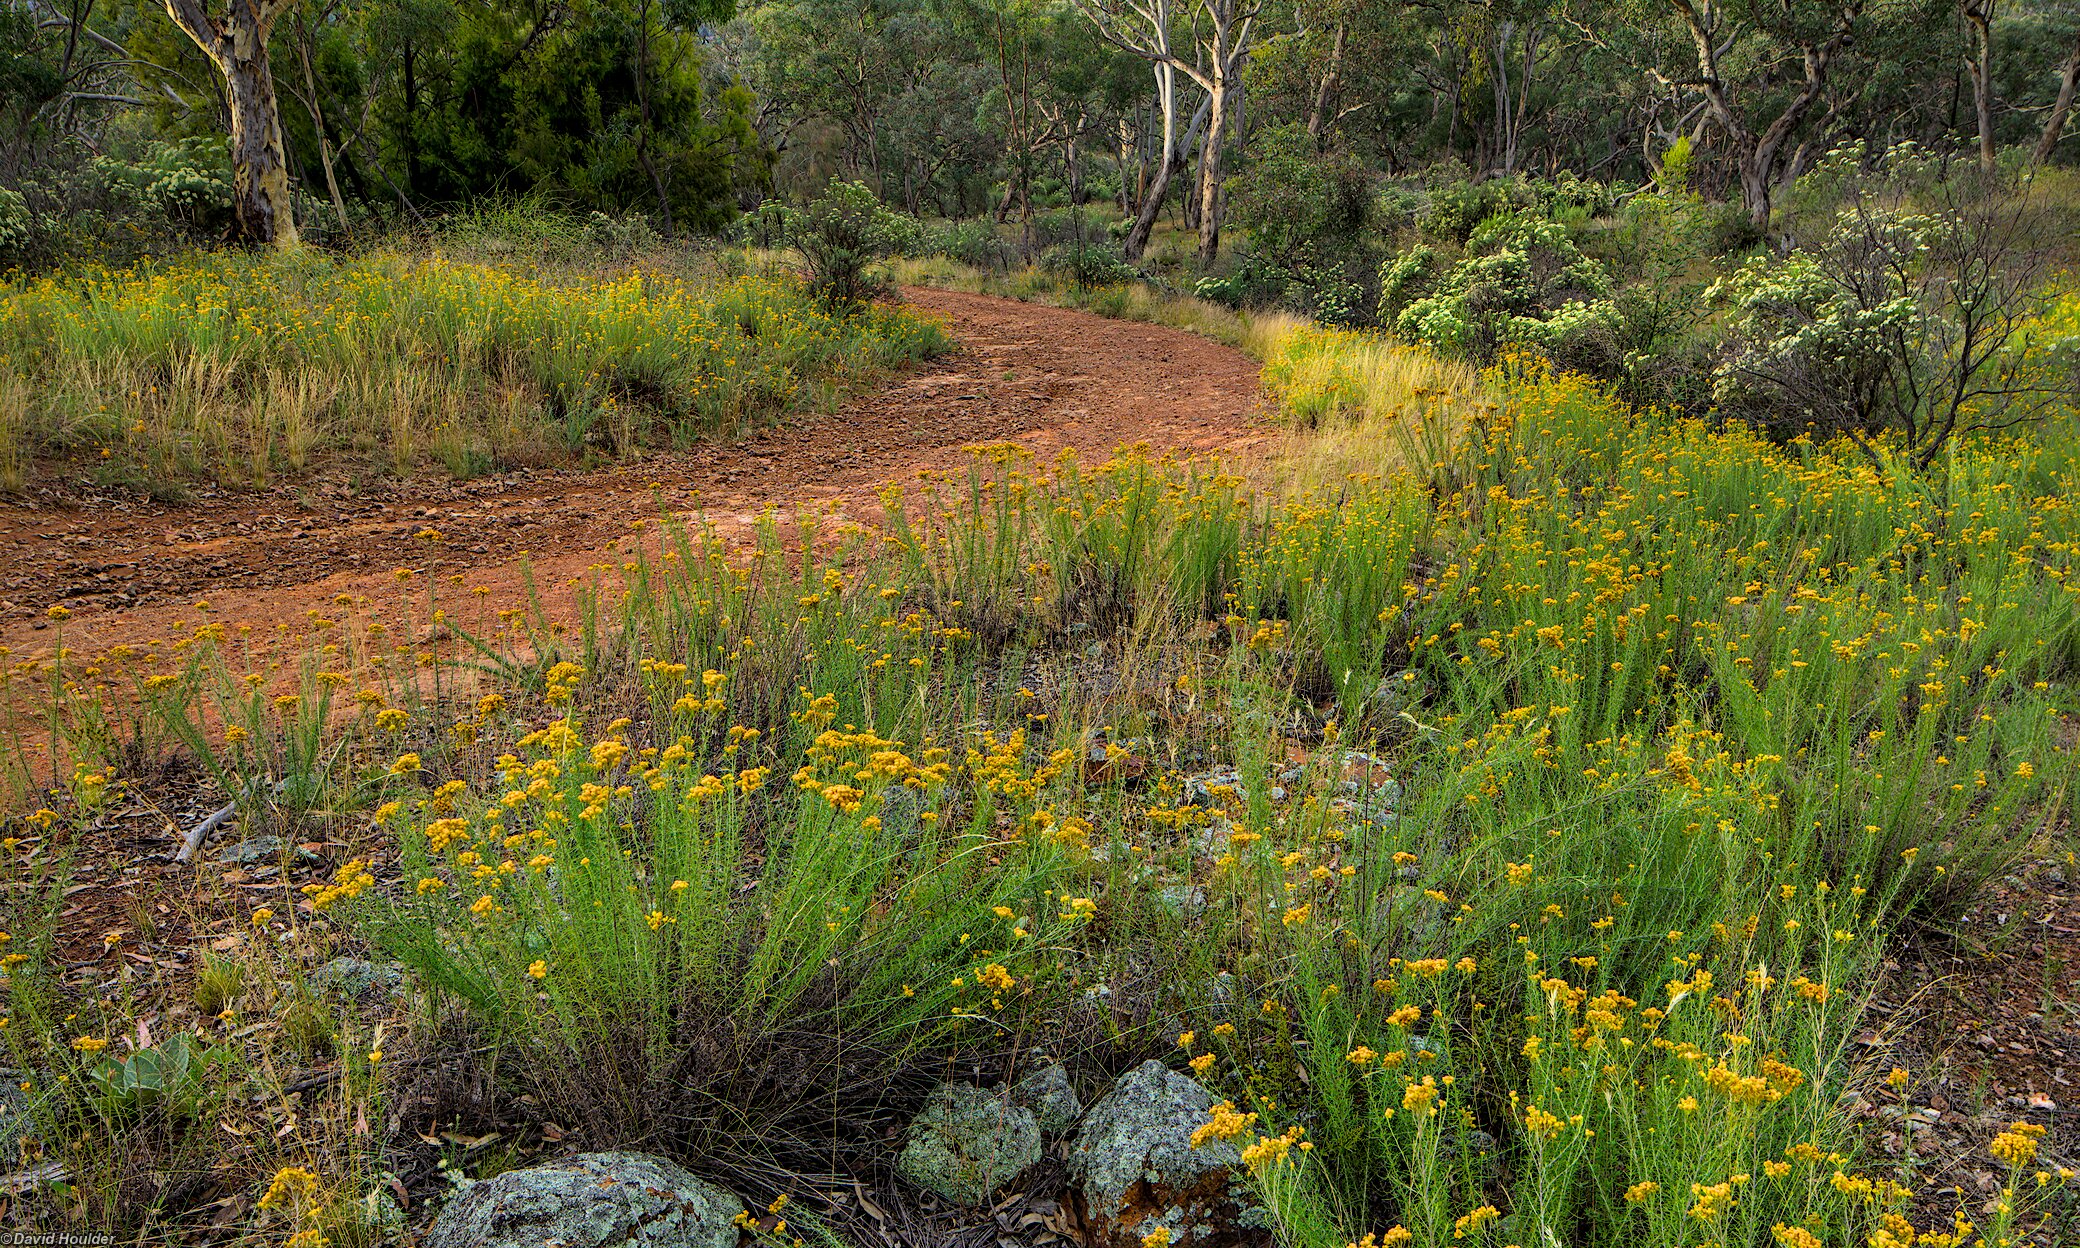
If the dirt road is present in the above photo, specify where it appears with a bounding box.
[0,288,1269,661]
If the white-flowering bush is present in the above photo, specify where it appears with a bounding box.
[0,189,30,258]
[1388,211,1610,359]
[1706,181,2064,463]
[93,138,235,232]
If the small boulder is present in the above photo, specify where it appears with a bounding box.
[423,1151,742,1248]
[1156,885,1207,921]
[218,835,319,866]
[1068,1060,1269,1248]
[897,1083,1042,1205]
[1012,1062,1083,1134]
[0,1068,37,1164]
[314,957,403,1000]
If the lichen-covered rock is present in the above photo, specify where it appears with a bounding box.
[897,1082,1042,1205]
[423,1151,743,1248]
[0,1069,36,1164]
[1068,1060,1269,1248]
[1012,1062,1083,1134]
[314,956,403,1000]
[1155,885,1207,921]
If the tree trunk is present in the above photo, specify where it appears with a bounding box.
[631,0,675,232]
[1667,0,1859,233]
[165,0,300,248]
[1306,22,1346,141]
[2037,34,2080,165]
[1738,154,1773,228]
[1196,81,1225,261]
[1119,116,1138,215]
[1963,0,1996,174]
[401,42,420,199]
[294,32,350,239]
[224,40,299,246]
[1123,65,1178,259]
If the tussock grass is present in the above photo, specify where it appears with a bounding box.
[0,249,949,490]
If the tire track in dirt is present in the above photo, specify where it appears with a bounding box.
[0,287,1270,663]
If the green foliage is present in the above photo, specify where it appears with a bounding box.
[934,220,1018,270]
[373,0,765,228]
[87,1033,209,1119]
[0,188,29,258]
[1707,161,2066,461]
[1038,239,1136,290]
[0,246,951,484]
[1653,136,1696,195]
[1225,127,1386,326]
[91,137,236,235]
[786,180,914,310]
[1418,178,1537,244]
[1390,210,1610,359]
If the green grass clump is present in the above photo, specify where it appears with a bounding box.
[0,248,950,489]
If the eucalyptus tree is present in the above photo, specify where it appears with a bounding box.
[1076,0,1260,259]
[159,0,302,244]
[1652,0,1863,229]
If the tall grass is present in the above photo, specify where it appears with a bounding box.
[0,250,949,488]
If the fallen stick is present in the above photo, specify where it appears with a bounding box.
[177,800,238,862]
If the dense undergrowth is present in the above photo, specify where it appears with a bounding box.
[0,246,948,491]
[1,303,2074,1243]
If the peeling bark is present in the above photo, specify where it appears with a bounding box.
[163,0,300,247]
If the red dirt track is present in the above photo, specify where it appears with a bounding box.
[0,288,1269,662]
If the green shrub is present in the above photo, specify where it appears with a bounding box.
[0,188,29,259]
[1039,240,1137,289]
[789,180,909,311]
[733,200,797,249]
[1706,174,2067,463]
[1391,211,1610,359]
[1418,178,1534,243]
[935,220,1017,270]
[92,137,236,236]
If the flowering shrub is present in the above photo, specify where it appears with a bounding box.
[1388,212,1610,359]
[92,137,236,234]
[1707,158,2069,465]
[0,189,30,258]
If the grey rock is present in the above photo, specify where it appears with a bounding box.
[217,835,323,866]
[218,836,285,865]
[354,1182,409,1246]
[897,1083,1042,1205]
[1012,1063,1083,1134]
[0,1069,36,1166]
[1070,1060,1236,1214]
[1068,1060,1267,1247]
[423,1151,742,1248]
[1368,671,1425,716]
[878,785,923,836]
[1156,885,1207,921]
[1181,769,1246,809]
[315,957,403,999]
[1457,1127,1501,1179]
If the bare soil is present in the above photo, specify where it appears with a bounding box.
[0,287,1270,663]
